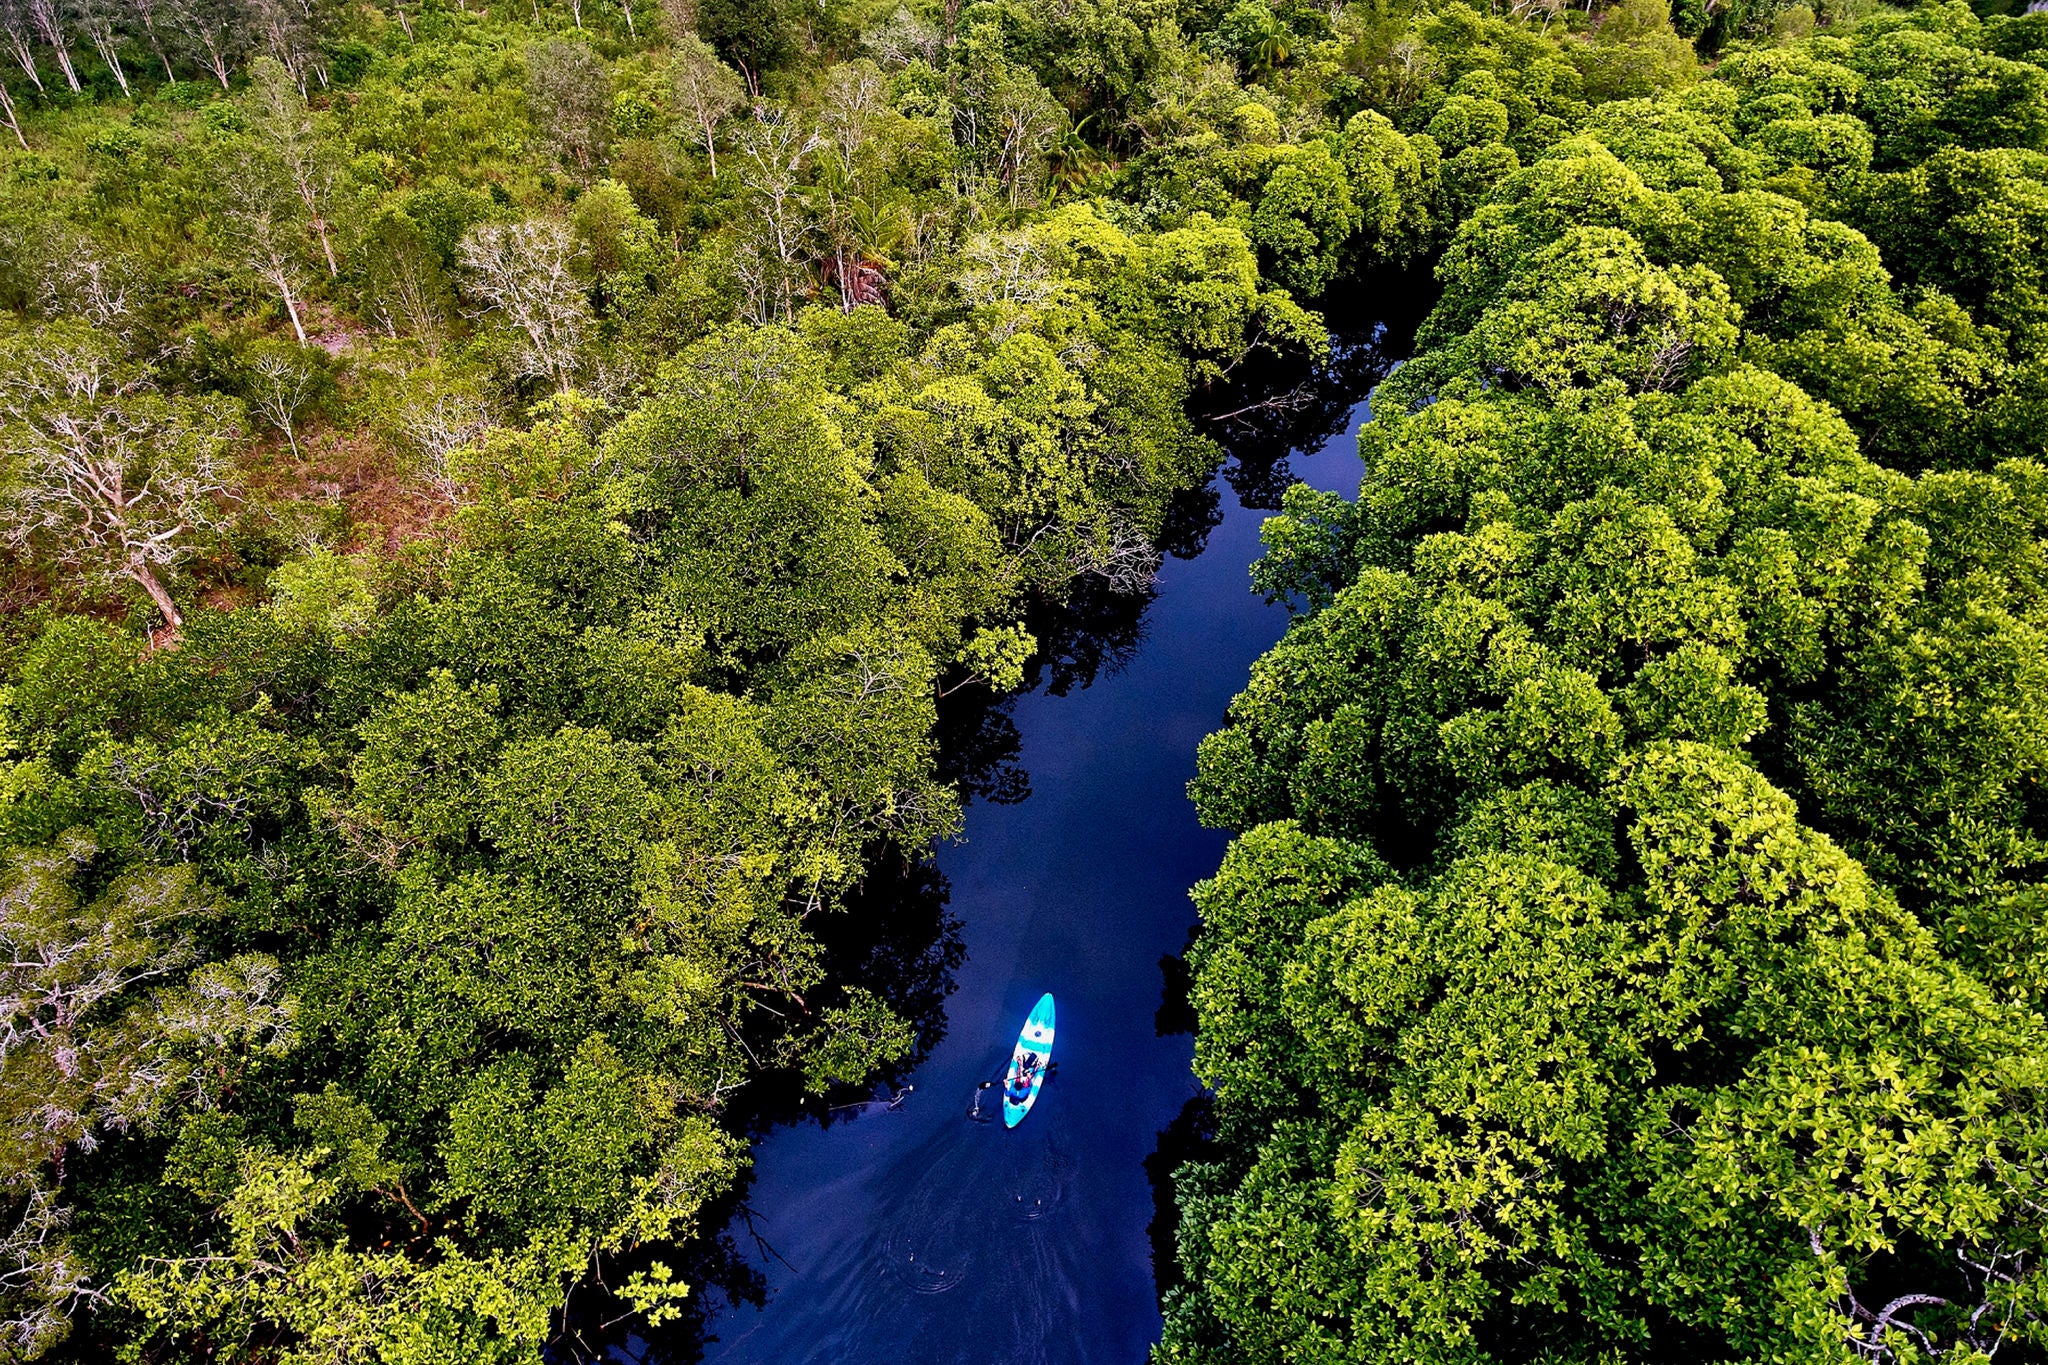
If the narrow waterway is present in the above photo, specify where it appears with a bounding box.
[685,300,1421,1365]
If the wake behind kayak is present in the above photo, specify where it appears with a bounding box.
[1002,993,1055,1128]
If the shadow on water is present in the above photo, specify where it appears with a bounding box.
[1020,575,1155,700]
[572,846,976,1365]
[1152,945,1197,1039]
[1204,267,1438,513]
[1143,1094,1217,1303]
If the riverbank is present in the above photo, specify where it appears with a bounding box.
[658,278,1436,1365]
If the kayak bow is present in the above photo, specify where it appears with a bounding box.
[1002,993,1056,1128]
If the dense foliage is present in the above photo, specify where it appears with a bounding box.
[1172,3,2048,1361]
[0,0,1349,1352]
[7,0,2042,1346]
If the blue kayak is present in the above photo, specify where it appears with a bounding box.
[1002,993,1056,1128]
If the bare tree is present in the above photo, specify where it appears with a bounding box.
[1071,510,1162,593]
[525,38,611,175]
[670,34,743,178]
[1805,1228,2047,1363]
[73,0,130,95]
[245,340,316,457]
[0,0,45,92]
[26,0,77,90]
[247,57,340,275]
[246,0,320,91]
[162,0,241,87]
[35,229,136,332]
[860,4,940,65]
[220,165,313,343]
[392,368,497,501]
[0,77,23,149]
[0,324,241,628]
[457,218,590,391]
[731,105,821,324]
[956,227,1059,340]
[127,0,175,82]
[818,58,887,178]
[0,832,208,1081]
[0,831,293,1351]
[0,1186,96,1361]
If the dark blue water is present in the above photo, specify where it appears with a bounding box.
[688,321,1410,1365]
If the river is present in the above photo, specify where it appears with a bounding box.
[672,290,1426,1365]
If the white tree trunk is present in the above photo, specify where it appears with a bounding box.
[279,282,307,343]
[0,81,24,149]
[87,23,131,96]
[129,563,181,630]
[4,26,43,91]
[28,0,78,90]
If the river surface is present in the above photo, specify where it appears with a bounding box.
[684,303,1419,1365]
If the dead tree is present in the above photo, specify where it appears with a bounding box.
[0,0,45,91]
[247,58,340,276]
[0,326,241,629]
[456,218,590,391]
[26,0,78,90]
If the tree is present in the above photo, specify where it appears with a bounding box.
[1248,142,1363,297]
[1575,0,1698,100]
[0,0,42,92]
[128,0,174,82]
[244,339,318,458]
[525,39,611,176]
[389,362,499,501]
[246,57,341,277]
[0,323,241,629]
[861,4,940,65]
[247,0,318,88]
[958,62,1063,210]
[161,0,242,87]
[696,0,789,81]
[1218,0,1292,73]
[0,829,291,1356]
[671,34,744,178]
[0,73,23,150]
[360,209,454,346]
[24,0,75,91]
[73,0,131,96]
[220,162,314,344]
[730,105,822,324]
[818,58,888,179]
[457,218,592,391]
[34,230,138,335]
[1160,24,2048,1360]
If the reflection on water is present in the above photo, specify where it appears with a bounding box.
[613,273,1437,1365]
[1143,1094,1216,1303]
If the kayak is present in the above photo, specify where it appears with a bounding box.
[1002,993,1056,1128]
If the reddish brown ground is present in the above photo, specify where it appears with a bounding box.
[244,422,453,556]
